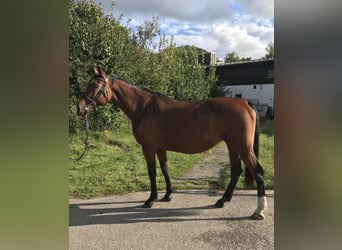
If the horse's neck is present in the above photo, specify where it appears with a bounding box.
[111,80,151,121]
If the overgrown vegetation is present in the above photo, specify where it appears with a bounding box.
[69,0,215,133]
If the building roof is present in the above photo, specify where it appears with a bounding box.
[215,59,274,86]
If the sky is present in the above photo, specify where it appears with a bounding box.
[99,0,274,60]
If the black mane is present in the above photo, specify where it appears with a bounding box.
[112,75,166,97]
[138,86,165,97]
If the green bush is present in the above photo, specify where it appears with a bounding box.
[69,0,216,133]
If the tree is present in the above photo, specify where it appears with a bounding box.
[69,0,133,132]
[264,42,274,59]
[69,0,215,133]
[224,51,251,63]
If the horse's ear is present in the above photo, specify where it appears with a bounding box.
[92,67,99,75]
[99,68,106,79]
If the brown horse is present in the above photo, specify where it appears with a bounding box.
[77,67,267,220]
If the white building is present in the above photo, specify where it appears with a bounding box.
[215,59,274,117]
[223,84,273,117]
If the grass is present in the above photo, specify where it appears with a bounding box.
[258,118,275,189]
[69,129,206,198]
[69,119,274,198]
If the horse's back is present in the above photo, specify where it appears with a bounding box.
[159,96,252,117]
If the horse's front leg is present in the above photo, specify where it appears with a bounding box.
[142,147,158,208]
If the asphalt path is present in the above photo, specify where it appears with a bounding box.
[69,190,274,249]
[70,143,274,249]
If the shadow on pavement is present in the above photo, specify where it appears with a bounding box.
[70,198,254,227]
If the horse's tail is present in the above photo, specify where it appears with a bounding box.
[244,102,260,189]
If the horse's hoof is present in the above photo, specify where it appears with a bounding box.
[142,201,153,208]
[160,195,172,202]
[251,212,265,220]
[214,200,224,208]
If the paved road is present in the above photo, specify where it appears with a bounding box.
[69,190,274,249]
[69,143,274,249]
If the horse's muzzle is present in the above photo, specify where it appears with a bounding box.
[77,102,94,116]
[77,103,86,116]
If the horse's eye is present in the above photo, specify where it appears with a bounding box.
[89,82,97,89]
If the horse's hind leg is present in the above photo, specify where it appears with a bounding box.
[157,149,173,201]
[242,153,267,220]
[215,149,242,208]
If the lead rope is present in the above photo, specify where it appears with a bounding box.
[71,113,90,162]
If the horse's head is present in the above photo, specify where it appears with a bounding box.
[77,67,113,116]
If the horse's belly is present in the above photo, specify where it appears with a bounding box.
[164,135,221,154]
[134,114,224,153]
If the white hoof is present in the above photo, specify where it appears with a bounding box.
[252,196,267,220]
